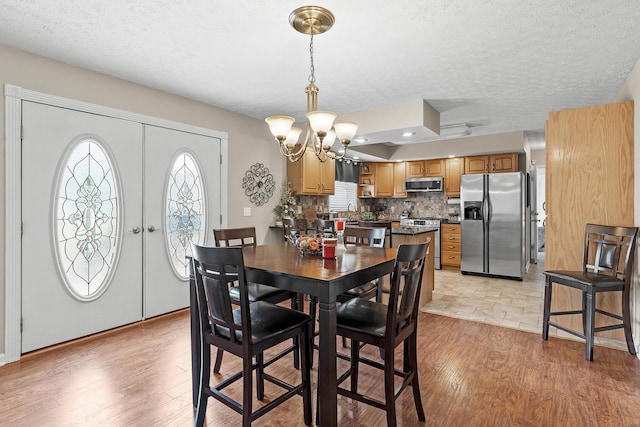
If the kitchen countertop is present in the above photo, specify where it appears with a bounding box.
[391,226,439,235]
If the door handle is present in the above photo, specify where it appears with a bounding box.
[130,226,141,234]
[147,225,160,232]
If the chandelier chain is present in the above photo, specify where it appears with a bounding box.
[308,33,315,84]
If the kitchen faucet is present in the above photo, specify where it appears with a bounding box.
[347,203,355,221]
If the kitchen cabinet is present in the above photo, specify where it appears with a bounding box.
[287,147,335,195]
[406,161,424,178]
[465,153,518,174]
[465,155,490,174]
[393,162,406,197]
[491,153,518,173]
[375,162,394,198]
[358,162,375,198]
[441,223,461,268]
[444,157,464,197]
[425,159,445,177]
[406,159,443,177]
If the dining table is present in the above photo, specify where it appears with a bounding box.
[189,242,397,427]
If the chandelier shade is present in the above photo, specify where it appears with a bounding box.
[265,6,357,162]
[265,116,295,142]
[285,127,303,147]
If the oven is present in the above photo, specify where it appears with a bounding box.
[399,218,441,269]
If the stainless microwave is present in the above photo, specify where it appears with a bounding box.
[404,176,444,192]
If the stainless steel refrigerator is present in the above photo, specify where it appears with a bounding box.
[460,172,526,279]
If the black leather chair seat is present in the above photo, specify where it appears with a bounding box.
[229,283,290,302]
[543,270,624,290]
[340,281,377,298]
[336,298,387,338]
[215,301,310,343]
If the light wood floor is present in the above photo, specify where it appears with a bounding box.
[1,304,639,426]
[425,252,627,350]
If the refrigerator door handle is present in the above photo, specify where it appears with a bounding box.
[482,176,490,273]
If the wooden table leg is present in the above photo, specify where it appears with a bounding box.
[317,298,338,427]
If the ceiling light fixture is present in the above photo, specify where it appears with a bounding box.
[265,6,358,163]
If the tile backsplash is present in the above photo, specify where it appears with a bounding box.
[295,193,460,220]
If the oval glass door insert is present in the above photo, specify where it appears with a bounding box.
[54,138,121,301]
[165,151,206,279]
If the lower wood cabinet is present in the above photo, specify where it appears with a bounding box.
[441,223,461,268]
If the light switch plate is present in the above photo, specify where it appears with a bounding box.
[243,207,251,216]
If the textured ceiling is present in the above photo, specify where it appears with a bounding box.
[1,1,640,155]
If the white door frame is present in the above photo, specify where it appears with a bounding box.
[4,84,229,364]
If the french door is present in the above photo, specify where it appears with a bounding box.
[143,125,221,318]
[21,102,221,352]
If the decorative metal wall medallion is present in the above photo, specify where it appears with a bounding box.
[242,163,275,206]
[165,152,206,280]
[54,138,120,301]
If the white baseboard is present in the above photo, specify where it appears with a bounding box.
[0,353,5,367]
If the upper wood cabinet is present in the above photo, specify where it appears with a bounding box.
[406,161,424,178]
[375,162,394,198]
[425,159,445,177]
[465,155,490,174]
[444,157,464,197]
[465,153,518,174]
[491,153,518,173]
[393,162,407,197]
[287,148,335,195]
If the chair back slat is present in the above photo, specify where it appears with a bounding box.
[281,218,309,242]
[583,224,637,282]
[213,227,257,248]
[387,240,429,334]
[344,226,386,247]
[191,245,250,345]
[316,219,336,237]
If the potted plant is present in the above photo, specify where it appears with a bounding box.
[274,180,297,225]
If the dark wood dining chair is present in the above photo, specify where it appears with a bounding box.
[281,217,295,242]
[542,223,638,361]
[190,244,312,427]
[281,218,310,242]
[316,219,336,237]
[341,226,387,301]
[309,226,388,357]
[335,242,429,427]
[359,220,392,247]
[213,227,299,371]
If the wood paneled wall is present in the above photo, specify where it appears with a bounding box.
[546,101,634,339]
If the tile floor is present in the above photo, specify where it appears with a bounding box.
[422,252,628,351]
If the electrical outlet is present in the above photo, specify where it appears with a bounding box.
[243,207,251,217]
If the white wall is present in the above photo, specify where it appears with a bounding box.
[530,150,546,166]
[614,56,640,357]
[0,44,286,356]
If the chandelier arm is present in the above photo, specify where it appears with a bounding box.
[278,140,306,162]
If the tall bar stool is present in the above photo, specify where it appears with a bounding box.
[190,244,312,426]
[213,227,300,371]
[542,223,638,361]
[334,242,429,426]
